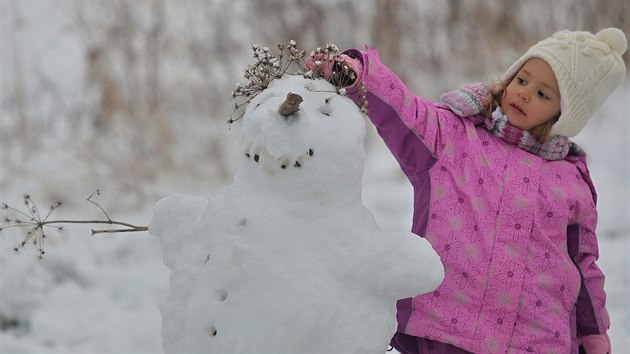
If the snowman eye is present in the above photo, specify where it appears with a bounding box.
[252,91,276,109]
[319,105,332,117]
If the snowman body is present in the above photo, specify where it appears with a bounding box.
[150,76,443,353]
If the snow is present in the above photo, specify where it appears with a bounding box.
[0,224,168,353]
[149,75,443,353]
[0,2,628,352]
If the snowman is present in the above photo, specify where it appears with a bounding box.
[149,75,443,353]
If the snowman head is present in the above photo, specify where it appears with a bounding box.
[234,75,367,205]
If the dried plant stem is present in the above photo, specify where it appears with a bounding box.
[1,192,149,257]
[33,219,148,235]
[87,190,111,221]
[92,227,148,235]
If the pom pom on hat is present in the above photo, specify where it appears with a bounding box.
[596,27,627,55]
[501,28,627,138]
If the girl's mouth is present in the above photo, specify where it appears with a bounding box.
[510,103,526,116]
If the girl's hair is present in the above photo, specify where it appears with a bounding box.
[483,80,559,144]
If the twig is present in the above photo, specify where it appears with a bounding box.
[91,227,148,235]
[32,219,149,235]
[1,192,148,258]
[87,189,111,221]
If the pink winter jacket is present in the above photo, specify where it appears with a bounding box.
[345,47,610,353]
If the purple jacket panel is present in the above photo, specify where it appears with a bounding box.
[567,157,609,338]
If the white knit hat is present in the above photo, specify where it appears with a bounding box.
[501,28,627,137]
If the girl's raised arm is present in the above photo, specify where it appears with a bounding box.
[344,46,462,180]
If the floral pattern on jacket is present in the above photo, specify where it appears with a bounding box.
[345,46,609,354]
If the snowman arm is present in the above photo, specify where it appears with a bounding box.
[149,194,207,268]
[358,232,444,299]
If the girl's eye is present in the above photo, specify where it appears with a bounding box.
[517,77,526,85]
[537,91,550,100]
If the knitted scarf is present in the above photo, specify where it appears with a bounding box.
[440,83,576,161]
[487,107,571,160]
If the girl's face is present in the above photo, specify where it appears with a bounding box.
[501,58,561,131]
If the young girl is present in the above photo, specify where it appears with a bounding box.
[309,28,626,353]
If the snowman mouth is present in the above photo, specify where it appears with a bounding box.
[244,147,314,170]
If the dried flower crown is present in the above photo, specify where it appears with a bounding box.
[229,40,367,125]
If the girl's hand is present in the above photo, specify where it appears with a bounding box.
[305,54,336,80]
[304,54,361,87]
[579,333,611,354]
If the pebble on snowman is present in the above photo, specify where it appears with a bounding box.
[150,42,444,353]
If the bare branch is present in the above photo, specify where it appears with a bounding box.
[1,193,148,258]
[91,227,148,235]
[86,189,111,221]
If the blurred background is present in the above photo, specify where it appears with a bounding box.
[0,0,628,352]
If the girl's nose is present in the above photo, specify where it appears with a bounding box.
[517,89,530,102]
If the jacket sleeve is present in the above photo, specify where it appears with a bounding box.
[344,46,460,180]
[568,161,610,337]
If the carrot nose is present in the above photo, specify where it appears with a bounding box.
[279,92,303,117]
